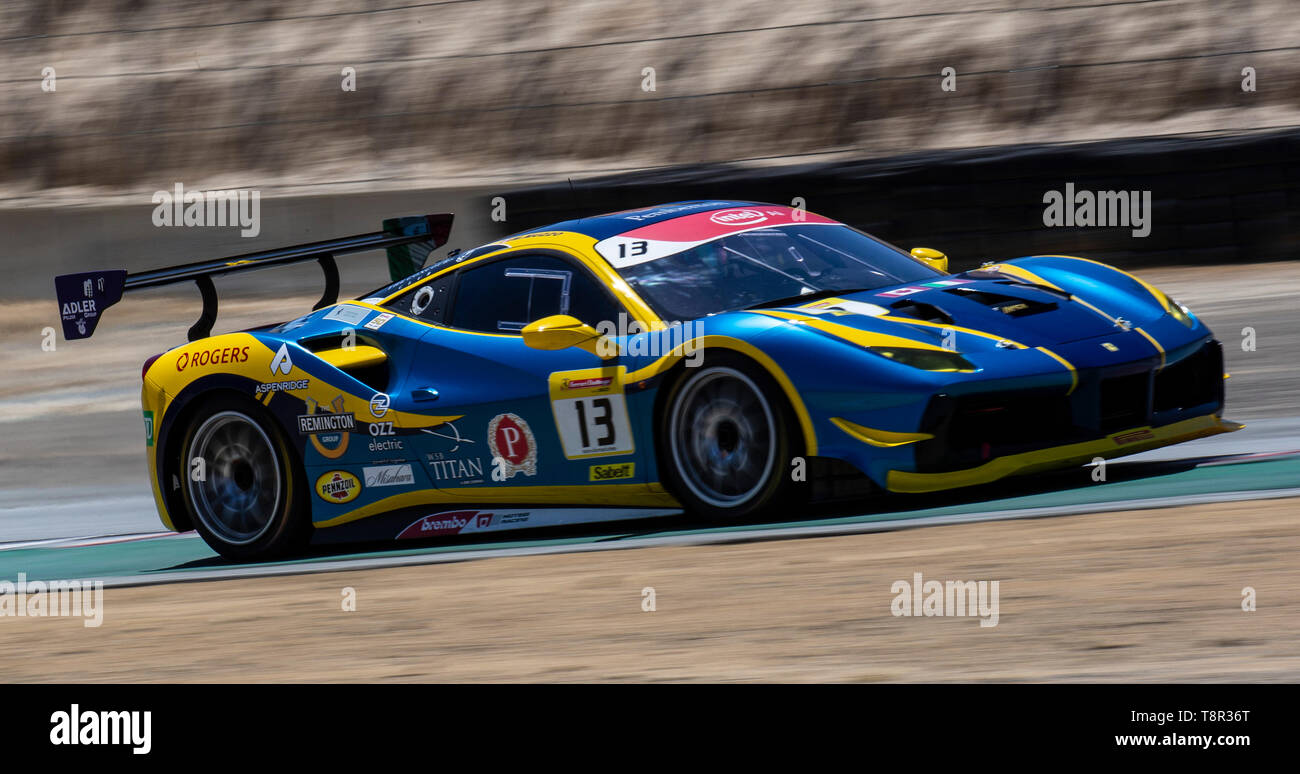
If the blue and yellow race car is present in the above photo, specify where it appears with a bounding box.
[56,201,1237,560]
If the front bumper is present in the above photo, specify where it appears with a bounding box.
[879,337,1235,492]
[886,413,1241,493]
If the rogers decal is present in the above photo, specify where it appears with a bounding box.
[176,345,251,371]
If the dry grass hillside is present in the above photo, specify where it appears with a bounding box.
[2,0,1298,204]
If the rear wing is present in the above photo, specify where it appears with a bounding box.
[54,213,452,342]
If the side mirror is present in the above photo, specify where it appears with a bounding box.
[911,247,948,274]
[521,315,611,358]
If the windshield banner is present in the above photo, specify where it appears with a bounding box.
[595,205,837,268]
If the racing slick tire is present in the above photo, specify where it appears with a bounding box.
[178,395,310,561]
[658,353,806,521]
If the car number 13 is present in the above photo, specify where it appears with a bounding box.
[554,394,634,458]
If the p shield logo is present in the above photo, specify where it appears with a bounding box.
[487,413,538,479]
[315,470,360,503]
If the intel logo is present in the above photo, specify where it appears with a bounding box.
[709,209,766,226]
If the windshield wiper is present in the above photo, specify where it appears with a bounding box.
[745,287,876,310]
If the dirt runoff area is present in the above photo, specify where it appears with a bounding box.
[2,497,1298,682]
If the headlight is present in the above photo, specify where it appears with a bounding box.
[1159,290,1196,328]
[869,347,975,372]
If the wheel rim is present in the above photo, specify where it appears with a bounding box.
[186,411,282,545]
[669,366,777,508]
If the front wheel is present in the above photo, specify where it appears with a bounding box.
[659,356,804,521]
[179,396,309,561]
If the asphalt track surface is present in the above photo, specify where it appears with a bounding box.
[1,426,1296,588]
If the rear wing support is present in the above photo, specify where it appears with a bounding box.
[55,213,452,342]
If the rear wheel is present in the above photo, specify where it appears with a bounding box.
[659,355,804,521]
[180,396,309,561]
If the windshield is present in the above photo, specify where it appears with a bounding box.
[614,224,941,320]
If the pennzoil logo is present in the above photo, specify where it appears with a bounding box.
[589,462,634,481]
[315,470,360,503]
[304,395,352,459]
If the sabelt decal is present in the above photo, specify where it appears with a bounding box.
[315,470,361,503]
[176,345,251,371]
[589,462,634,481]
[363,463,415,488]
[487,413,538,479]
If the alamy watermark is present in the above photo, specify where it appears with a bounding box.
[151,182,261,237]
[891,572,1000,628]
[50,704,150,754]
[595,313,704,366]
[1042,183,1152,237]
[1,573,103,627]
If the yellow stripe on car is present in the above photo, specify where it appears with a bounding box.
[832,417,933,448]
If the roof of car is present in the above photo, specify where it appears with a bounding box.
[513,200,762,241]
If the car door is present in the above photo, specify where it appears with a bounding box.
[394,249,646,498]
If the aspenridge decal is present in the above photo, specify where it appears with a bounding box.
[255,379,309,395]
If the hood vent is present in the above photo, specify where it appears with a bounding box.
[887,299,955,325]
[944,287,1058,317]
